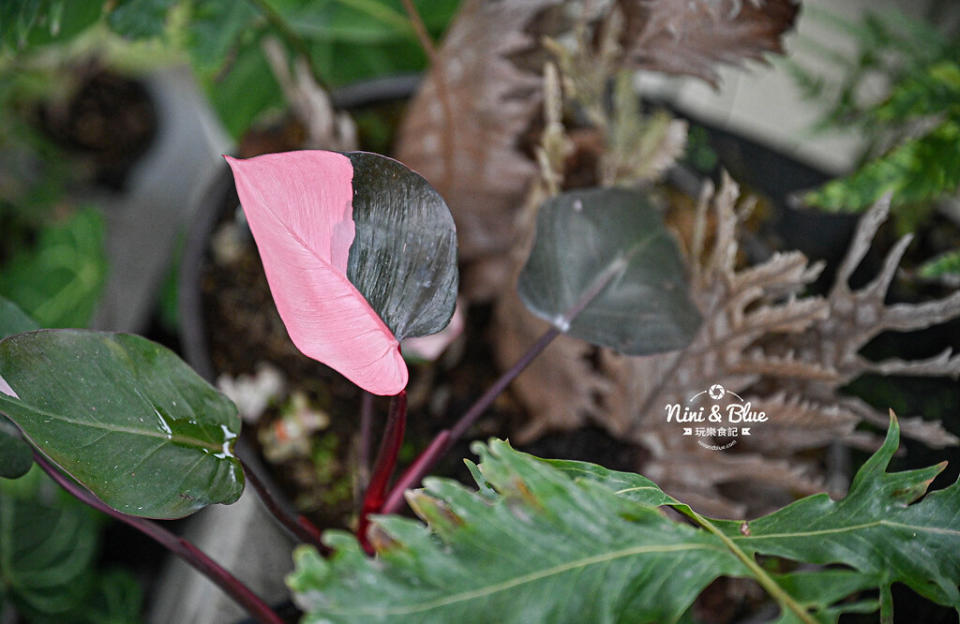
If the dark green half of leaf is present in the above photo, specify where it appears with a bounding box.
[518,188,701,354]
[0,418,32,479]
[0,330,243,519]
[0,296,39,478]
[346,151,458,340]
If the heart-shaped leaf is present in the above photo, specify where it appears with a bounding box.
[0,330,243,519]
[518,188,700,354]
[225,150,457,396]
[0,297,38,479]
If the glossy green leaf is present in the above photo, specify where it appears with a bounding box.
[0,330,243,518]
[289,416,960,623]
[0,296,38,479]
[518,188,700,354]
[346,151,458,340]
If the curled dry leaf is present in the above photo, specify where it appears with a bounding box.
[395,0,799,299]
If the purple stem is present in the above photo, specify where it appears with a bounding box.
[238,454,326,552]
[32,452,285,624]
[380,250,631,515]
[381,326,561,515]
[358,391,375,490]
[357,390,407,551]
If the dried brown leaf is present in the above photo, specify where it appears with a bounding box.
[618,0,800,85]
[395,0,799,298]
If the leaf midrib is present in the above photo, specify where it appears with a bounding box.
[324,542,723,616]
[0,394,221,453]
[735,519,960,540]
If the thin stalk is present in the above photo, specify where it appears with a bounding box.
[357,390,407,550]
[237,448,325,551]
[681,507,817,624]
[400,0,438,59]
[381,327,560,515]
[32,452,284,624]
[381,250,632,516]
[399,0,456,189]
[358,391,375,490]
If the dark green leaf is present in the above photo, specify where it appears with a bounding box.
[0,419,32,479]
[346,152,458,340]
[518,188,701,354]
[290,416,960,623]
[107,0,177,40]
[711,415,960,613]
[0,330,243,518]
[0,296,38,479]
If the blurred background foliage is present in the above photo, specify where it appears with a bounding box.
[788,6,960,280]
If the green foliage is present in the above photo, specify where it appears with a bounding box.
[107,0,177,40]
[2,0,461,138]
[0,1,104,52]
[289,416,960,623]
[805,118,960,214]
[919,247,960,280]
[791,9,960,221]
[0,330,244,518]
[0,207,107,329]
[183,0,461,137]
[0,467,143,624]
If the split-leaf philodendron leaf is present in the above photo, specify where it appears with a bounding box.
[518,188,700,354]
[225,150,457,396]
[0,296,38,479]
[288,415,960,623]
[0,330,243,518]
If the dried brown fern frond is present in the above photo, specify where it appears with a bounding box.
[395,0,799,299]
[499,177,960,516]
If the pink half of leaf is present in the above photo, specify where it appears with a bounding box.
[225,151,407,396]
[0,374,18,399]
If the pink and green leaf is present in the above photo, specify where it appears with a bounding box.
[225,150,457,396]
